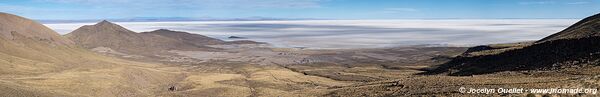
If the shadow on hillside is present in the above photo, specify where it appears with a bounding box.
[421,36,600,76]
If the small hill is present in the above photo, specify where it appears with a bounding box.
[66,21,221,56]
[428,13,600,76]
[65,20,145,50]
[225,40,266,44]
[142,29,266,45]
[67,21,265,57]
[140,29,226,45]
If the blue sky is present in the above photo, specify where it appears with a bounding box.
[0,0,599,20]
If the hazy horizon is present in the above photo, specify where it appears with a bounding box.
[36,18,586,24]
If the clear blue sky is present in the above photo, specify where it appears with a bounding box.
[0,0,599,20]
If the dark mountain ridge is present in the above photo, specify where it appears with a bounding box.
[427,13,600,76]
[538,13,600,43]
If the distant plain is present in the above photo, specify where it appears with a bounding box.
[45,19,577,49]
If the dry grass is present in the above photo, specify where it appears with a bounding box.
[0,34,188,97]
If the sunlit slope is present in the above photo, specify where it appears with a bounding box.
[0,13,73,46]
[0,12,185,97]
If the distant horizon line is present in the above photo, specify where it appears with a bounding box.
[38,17,582,24]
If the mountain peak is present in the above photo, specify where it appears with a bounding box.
[84,20,136,34]
[66,20,138,46]
[95,20,117,26]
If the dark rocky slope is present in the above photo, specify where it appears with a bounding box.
[428,13,600,76]
[538,13,600,42]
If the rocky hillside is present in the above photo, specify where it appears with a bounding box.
[428,13,600,76]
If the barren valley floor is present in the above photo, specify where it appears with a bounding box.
[91,45,600,97]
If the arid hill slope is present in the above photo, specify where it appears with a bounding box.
[0,12,184,97]
[0,12,73,45]
[428,13,600,76]
[66,21,264,57]
[65,21,217,55]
